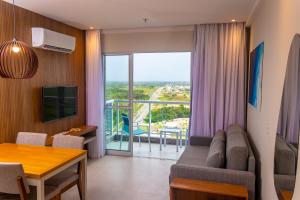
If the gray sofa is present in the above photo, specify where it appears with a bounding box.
[169,125,256,200]
[274,135,297,194]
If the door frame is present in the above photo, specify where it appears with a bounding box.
[104,53,134,156]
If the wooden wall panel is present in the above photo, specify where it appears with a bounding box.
[0,0,86,143]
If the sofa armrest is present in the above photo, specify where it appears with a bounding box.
[170,164,255,200]
[189,136,213,146]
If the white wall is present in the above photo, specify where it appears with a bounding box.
[102,26,194,53]
[248,0,300,199]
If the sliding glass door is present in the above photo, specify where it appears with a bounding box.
[104,52,191,158]
[104,55,133,156]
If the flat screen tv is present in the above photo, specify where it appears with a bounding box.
[42,86,77,122]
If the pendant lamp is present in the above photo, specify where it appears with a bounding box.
[0,0,38,79]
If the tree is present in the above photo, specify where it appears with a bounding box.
[145,105,190,123]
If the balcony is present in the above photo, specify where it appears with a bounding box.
[105,99,190,159]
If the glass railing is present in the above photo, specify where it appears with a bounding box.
[105,99,190,150]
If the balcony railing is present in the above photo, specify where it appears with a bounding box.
[105,99,190,140]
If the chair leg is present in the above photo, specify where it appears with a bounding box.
[120,132,123,150]
[138,136,141,147]
[77,161,83,200]
[17,176,28,200]
[77,181,83,200]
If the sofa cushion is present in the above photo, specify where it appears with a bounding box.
[190,136,213,146]
[177,145,210,167]
[226,129,249,171]
[206,137,225,168]
[227,124,243,136]
[275,135,296,175]
[212,130,226,143]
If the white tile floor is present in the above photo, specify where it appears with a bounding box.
[62,156,175,200]
[106,141,185,160]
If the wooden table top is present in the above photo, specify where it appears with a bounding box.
[0,143,86,179]
[170,178,248,199]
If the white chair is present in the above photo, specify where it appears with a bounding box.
[0,162,59,200]
[46,135,84,199]
[16,132,47,146]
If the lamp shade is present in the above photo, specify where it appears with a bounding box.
[0,40,38,79]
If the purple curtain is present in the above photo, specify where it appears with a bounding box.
[86,30,105,158]
[277,34,300,144]
[190,23,246,137]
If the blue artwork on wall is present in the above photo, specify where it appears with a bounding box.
[249,42,264,109]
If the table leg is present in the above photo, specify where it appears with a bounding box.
[186,130,188,146]
[160,131,162,151]
[148,131,151,152]
[36,180,45,200]
[180,131,182,148]
[176,132,179,152]
[164,132,167,147]
[80,156,87,200]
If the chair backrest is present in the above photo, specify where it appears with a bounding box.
[52,135,84,149]
[0,162,30,194]
[16,132,47,146]
[121,113,129,133]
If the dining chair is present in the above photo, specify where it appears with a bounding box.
[0,162,60,200]
[16,132,47,146]
[46,135,84,199]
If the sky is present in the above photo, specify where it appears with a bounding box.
[105,52,191,82]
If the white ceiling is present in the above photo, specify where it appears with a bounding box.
[5,0,257,30]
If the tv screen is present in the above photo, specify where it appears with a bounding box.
[42,86,77,122]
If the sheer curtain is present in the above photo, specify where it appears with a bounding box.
[190,23,246,137]
[86,30,105,158]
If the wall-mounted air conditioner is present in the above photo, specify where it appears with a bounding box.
[32,27,76,53]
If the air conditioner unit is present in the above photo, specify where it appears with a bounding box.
[32,27,76,53]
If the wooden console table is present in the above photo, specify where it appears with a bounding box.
[47,125,97,147]
[170,178,248,200]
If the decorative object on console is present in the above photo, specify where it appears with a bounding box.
[47,125,97,158]
[0,0,38,79]
[249,42,264,110]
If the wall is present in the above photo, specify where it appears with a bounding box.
[102,26,194,53]
[247,0,300,199]
[0,0,85,143]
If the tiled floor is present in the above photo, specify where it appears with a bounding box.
[106,141,185,160]
[62,156,175,200]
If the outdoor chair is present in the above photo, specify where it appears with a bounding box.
[120,113,151,151]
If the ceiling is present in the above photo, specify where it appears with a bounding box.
[5,0,257,30]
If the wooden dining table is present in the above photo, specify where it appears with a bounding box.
[0,143,87,200]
